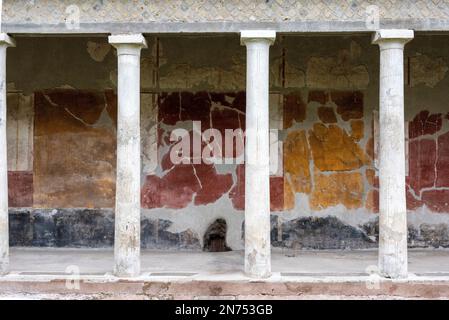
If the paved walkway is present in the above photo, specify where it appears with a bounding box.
[7,247,449,276]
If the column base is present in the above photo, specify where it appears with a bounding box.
[379,257,408,279]
[0,263,8,276]
[244,254,271,279]
[113,262,141,278]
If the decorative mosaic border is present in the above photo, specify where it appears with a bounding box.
[3,0,449,33]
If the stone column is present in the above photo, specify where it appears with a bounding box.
[0,34,15,275]
[108,34,147,277]
[372,29,414,279]
[241,30,275,278]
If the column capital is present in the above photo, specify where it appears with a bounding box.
[108,34,147,52]
[372,29,414,46]
[240,30,276,46]
[0,33,16,48]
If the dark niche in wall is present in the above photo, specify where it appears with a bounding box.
[203,218,231,252]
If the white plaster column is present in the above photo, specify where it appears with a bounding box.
[0,34,15,275]
[241,30,275,278]
[372,29,414,279]
[108,34,147,277]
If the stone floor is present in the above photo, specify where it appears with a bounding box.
[2,248,449,299]
[7,247,449,276]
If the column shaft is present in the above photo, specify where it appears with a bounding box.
[373,29,413,279]
[109,34,147,277]
[0,34,15,275]
[241,30,275,278]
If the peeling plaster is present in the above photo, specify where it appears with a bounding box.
[409,53,448,88]
[86,41,111,62]
[159,55,245,91]
[142,197,245,250]
[6,35,449,250]
[306,41,369,89]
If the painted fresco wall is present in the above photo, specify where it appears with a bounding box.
[6,35,449,249]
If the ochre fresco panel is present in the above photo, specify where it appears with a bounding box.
[350,120,364,141]
[310,172,364,210]
[308,123,368,172]
[33,90,116,208]
[284,130,311,194]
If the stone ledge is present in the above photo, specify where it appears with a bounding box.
[5,20,449,34]
[2,275,449,299]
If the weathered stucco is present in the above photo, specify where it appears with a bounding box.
[33,90,116,208]
[5,34,449,250]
